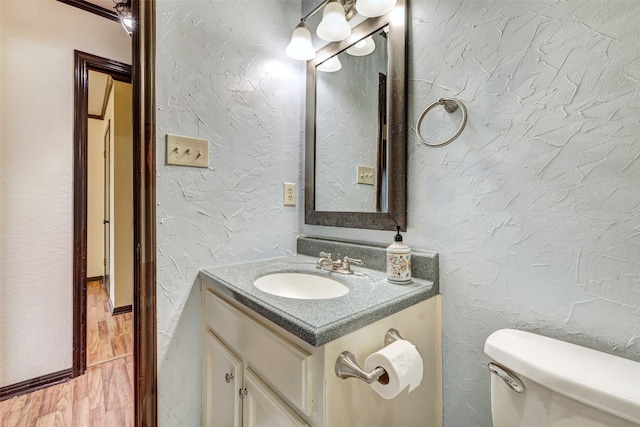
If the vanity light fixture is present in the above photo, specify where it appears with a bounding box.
[113,0,133,37]
[356,0,397,18]
[286,0,393,61]
[316,0,352,42]
[286,21,317,61]
[317,56,342,72]
[346,35,375,56]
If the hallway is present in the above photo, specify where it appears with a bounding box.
[87,280,133,367]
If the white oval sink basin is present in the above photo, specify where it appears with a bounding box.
[254,272,349,300]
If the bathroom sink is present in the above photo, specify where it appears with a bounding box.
[254,272,349,300]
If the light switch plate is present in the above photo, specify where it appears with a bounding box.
[357,165,375,185]
[166,134,209,168]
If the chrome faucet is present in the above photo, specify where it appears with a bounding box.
[316,252,364,275]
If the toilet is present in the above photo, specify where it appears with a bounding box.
[484,329,640,427]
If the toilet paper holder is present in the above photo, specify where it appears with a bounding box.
[335,328,404,384]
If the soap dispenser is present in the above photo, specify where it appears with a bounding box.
[387,226,411,284]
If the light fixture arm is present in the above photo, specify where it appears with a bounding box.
[300,0,357,24]
[300,0,329,22]
[302,0,329,23]
[287,0,359,60]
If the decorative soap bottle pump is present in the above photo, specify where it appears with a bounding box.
[387,226,411,284]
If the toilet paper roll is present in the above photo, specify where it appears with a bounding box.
[363,339,423,400]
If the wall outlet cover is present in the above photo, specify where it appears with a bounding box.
[283,182,296,206]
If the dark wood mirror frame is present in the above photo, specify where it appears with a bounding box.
[305,0,407,231]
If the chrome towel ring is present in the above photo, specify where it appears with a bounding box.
[416,98,467,148]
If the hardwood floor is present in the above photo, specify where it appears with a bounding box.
[0,356,134,427]
[87,280,133,367]
[0,280,134,426]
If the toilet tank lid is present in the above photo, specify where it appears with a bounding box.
[484,329,640,425]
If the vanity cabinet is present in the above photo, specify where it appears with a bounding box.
[202,330,308,427]
[202,282,443,427]
[202,290,311,427]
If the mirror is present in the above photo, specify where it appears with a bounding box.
[315,28,389,213]
[305,0,407,230]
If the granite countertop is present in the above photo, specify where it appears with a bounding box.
[200,254,438,347]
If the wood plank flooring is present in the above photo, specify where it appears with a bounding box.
[87,280,133,367]
[0,356,134,427]
[0,280,134,426]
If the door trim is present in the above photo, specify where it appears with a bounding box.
[113,305,133,315]
[132,0,158,425]
[56,0,120,22]
[73,51,131,378]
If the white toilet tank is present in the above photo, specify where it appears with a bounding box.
[484,329,640,427]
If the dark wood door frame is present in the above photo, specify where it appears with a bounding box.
[74,1,156,425]
[73,51,131,379]
[132,0,157,425]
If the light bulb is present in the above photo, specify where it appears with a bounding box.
[286,22,316,61]
[317,56,342,72]
[114,1,133,36]
[346,35,375,56]
[316,0,351,42]
[356,0,397,18]
[123,15,133,29]
[120,12,133,36]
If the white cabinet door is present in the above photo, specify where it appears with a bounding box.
[242,369,309,427]
[204,291,313,415]
[203,331,243,427]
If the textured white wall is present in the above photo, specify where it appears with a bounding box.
[0,0,130,386]
[156,1,304,424]
[303,1,640,425]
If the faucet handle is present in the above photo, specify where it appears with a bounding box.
[344,257,364,266]
[319,251,332,259]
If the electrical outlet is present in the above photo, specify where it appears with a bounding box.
[357,165,375,185]
[166,134,209,168]
[283,182,296,206]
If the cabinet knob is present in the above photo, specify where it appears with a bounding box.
[239,388,248,399]
[225,373,234,383]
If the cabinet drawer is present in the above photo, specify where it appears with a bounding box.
[204,290,313,415]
